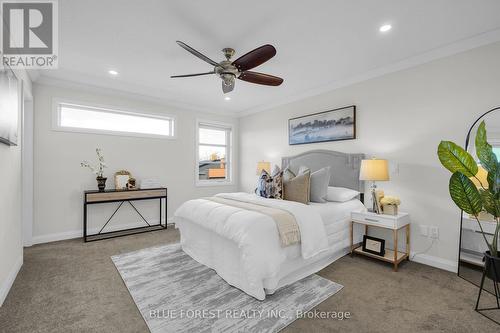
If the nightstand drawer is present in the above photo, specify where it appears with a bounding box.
[351,211,410,229]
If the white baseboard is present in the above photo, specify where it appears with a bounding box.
[31,219,169,245]
[410,252,458,273]
[0,255,23,307]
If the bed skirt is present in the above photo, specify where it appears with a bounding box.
[175,217,356,299]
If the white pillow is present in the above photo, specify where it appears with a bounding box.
[309,167,331,203]
[326,186,360,202]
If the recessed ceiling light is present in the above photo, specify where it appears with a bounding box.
[108,70,119,76]
[224,96,231,101]
[379,24,392,32]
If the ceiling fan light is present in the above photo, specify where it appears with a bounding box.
[222,74,234,86]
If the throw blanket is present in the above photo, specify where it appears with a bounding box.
[205,196,300,247]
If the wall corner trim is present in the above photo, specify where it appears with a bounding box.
[0,255,23,307]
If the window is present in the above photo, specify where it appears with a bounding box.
[196,121,232,185]
[494,147,500,160]
[53,101,175,139]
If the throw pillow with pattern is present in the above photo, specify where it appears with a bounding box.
[255,166,283,199]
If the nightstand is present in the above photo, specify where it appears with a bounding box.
[350,211,410,271]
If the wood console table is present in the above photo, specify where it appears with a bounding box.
[83,188,167,242]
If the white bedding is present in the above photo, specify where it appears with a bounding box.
[280,199,366,260]
[174,192,366,300]
[310,199,366,228]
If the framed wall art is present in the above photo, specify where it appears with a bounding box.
[288,105,356,145]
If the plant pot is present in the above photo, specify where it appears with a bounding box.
[96,176,107,192]
[484,251,500,282]
[382,204,398,215]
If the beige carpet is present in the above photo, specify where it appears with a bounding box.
[0,228,499,333]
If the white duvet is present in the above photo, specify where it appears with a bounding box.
[173,192,329,300]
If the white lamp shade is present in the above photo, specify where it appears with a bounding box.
[360,159,389,181]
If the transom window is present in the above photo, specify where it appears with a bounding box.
[196,121,232,185]
[53,101,175,139]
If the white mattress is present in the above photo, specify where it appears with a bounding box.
[309,199,367,230]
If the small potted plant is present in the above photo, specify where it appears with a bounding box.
[437,121,499,283]
[380,196,401,215]
[81,148,108,191]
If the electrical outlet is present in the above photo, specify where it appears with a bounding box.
[419,225,429,237]
[430,226,439,239]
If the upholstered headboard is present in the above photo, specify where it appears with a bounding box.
[281,149,365,197]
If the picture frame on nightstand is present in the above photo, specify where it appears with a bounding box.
[362,235,385,256]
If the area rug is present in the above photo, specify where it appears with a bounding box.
[111,243,343,333]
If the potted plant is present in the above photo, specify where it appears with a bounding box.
[380,196,401,215]
[437,121,499,283]
[81,148,108,191]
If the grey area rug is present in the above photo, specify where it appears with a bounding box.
[111,243,343,333]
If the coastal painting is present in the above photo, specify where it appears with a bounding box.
[288,105,356,145]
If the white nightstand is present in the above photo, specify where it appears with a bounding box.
[350,211,410,271]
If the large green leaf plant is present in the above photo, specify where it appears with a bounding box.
[438,121,500,257]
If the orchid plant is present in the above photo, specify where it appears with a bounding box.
[81,148,107,178]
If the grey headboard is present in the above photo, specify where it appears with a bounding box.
[281,149,365,194]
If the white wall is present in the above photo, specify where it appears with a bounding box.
[0,67,32,306]
[33,83,238,243]
[239,41,500,272]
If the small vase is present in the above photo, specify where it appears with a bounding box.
[484,251,500,282]
[96,176,107,192]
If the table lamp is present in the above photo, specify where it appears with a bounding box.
[256,161,271,175]
[359,159,389,213]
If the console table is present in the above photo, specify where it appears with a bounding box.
[83,188,167,242]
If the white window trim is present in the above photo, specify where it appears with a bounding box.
[51,98,177,140]
[195,119,234,187]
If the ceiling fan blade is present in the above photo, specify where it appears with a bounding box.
[238,71,283,86]
[232,44,276,71]
[222,80,234,94]
[176,41,220,67]
[171,71,214,78]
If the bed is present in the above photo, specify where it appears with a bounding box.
[174,150,366,300]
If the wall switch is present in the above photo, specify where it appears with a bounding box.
[430,226,439,239]
[419,225,429,237]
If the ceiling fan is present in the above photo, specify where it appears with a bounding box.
[171,41,283,94]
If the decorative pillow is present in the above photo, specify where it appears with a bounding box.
[283,170,310,204]
[282,167,296,182]
[255,168,283,199]
[298,165,310,175]
[326,186,360,202]
[271,166,283,199]
[309,167,331,203]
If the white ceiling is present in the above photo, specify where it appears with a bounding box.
[38,0,500,115]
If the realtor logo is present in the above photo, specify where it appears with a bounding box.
[1,0,58,68]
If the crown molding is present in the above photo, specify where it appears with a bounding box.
[36,28,500,119]
[35,75,238,118]
[238,28,500,117]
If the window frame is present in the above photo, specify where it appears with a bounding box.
[52,98,176,140]
[195,119,234,187]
